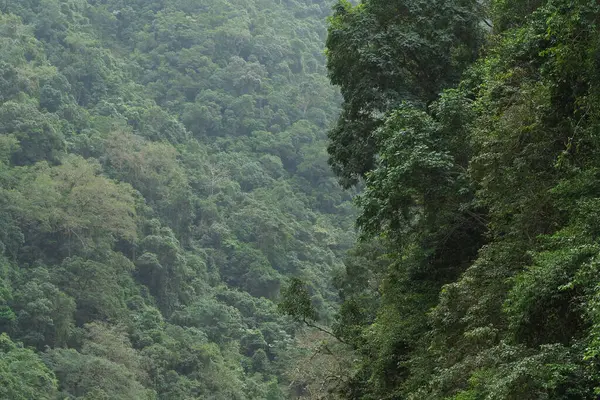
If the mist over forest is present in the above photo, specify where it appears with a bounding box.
[2,0,600,399]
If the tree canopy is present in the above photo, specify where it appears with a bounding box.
[321,0,600,398]
[0,0,355,398]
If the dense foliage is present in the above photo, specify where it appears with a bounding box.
[5,0,600,399]
[0,0,357,398]
[323,0,600,399]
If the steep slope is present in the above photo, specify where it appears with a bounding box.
[0,0,353,398]
[324,0,600,399]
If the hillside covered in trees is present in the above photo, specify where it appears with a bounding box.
[0,0,357,398]
[312,0,600,398]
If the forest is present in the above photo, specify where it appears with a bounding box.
[1,0,600,399]
[0,0,354,398]
[316,0,600,398]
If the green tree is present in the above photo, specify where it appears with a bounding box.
[44,347,155,400]
[15,155,137,256]
[0,333,58,400]
[11,267,75,349]
[326,0,485,185]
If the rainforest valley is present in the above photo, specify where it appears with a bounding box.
[2,0,600,399]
